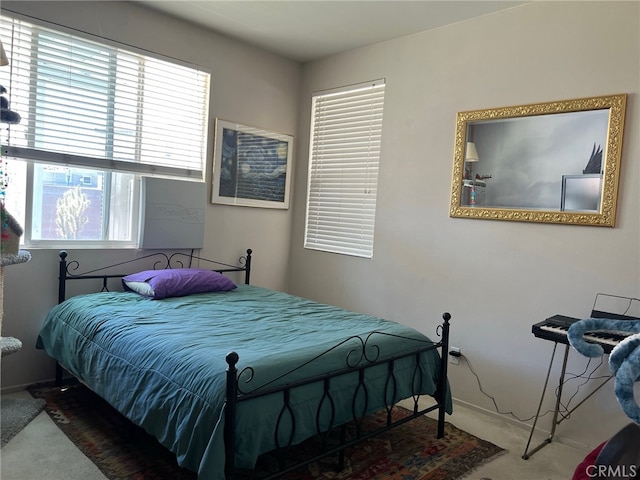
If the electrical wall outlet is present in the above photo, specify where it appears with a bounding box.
[449,346,461,365]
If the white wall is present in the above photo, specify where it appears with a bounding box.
[0,1,300,388]
[289,1,639,450]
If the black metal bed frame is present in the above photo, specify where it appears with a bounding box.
[53,249,451,479]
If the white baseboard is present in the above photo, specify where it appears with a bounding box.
[1,382,35,394]
[0,375,68,395]
[450,396,591,451]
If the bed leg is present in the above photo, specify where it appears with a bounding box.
[225,351,239,478]
[337,424,347,471]
[437,312,451,438]
[55,362,63,386]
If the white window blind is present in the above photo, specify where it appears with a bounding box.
[304,80,385,258]
[0,15,210,180]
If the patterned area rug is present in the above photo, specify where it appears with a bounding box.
[28,383,505,480]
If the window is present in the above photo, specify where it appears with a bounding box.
[0,14,210,247]
[304,80,385,258]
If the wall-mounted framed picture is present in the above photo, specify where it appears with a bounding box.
[211,119,293,209]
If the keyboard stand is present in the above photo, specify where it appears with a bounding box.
[522,341,614,459]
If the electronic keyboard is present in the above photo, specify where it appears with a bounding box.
[532,314,632,354]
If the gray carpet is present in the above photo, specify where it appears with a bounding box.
[1,396,46,447]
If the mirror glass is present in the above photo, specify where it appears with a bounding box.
[449,94,627,226]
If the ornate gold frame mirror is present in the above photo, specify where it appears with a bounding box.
[449,94,627,226]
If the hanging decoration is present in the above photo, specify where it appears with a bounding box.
[0,83,21,205]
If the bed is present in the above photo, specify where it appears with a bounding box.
[36,249,452,479]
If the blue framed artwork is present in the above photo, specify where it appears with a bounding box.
[212,119,293,209]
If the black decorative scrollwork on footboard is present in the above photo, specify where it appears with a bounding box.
[224,312,452,479]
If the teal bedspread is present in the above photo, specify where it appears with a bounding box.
[37,284,450,479]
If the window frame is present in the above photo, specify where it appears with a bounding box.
[11,161,141,249]
[0,13,210,249]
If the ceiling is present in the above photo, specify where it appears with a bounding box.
[137,1,525,63]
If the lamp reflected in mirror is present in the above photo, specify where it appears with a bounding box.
[464,141,479,179]
[463,142,484,207]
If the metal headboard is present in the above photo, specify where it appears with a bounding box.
[57,248,252,303]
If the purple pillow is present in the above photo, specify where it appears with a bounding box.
[122,268,237,299]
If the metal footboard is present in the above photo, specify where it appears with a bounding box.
[224,312,451,478]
